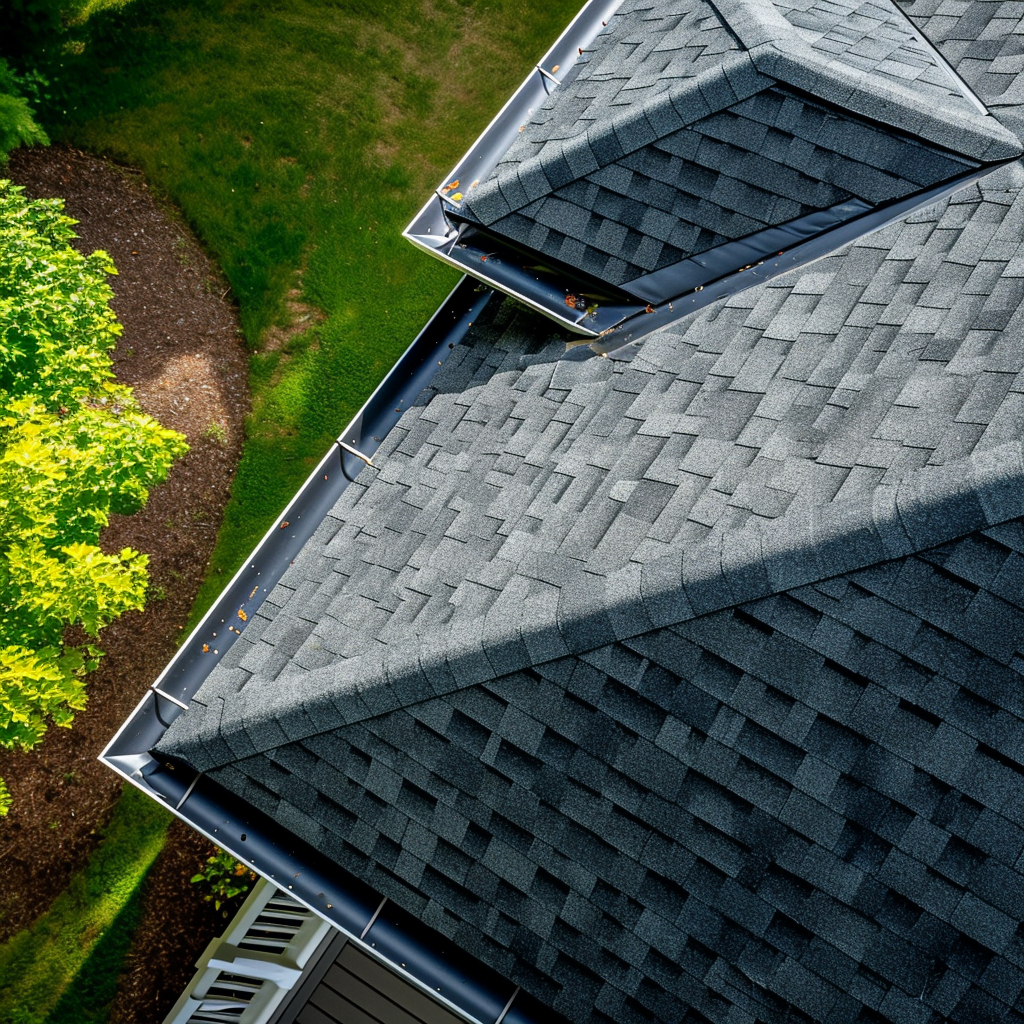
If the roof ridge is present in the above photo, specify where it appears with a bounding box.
[158,440,1024,771]
[719,0,1020,161]
[746,39,1020,162]
[721,0,1020,159]
[465,0,1020,232]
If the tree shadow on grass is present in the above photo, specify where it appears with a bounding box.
[44,889,142,1024]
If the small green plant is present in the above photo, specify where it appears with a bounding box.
[202,421,228,445]
[146,582,166,602]
[172,233,192,267]
[0,59,48,163]
[190,847,256,914]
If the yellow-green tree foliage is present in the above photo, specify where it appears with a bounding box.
[0,180,187,812]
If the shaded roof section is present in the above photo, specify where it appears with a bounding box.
[186,520,1024,1024]
[458,0,1019,293]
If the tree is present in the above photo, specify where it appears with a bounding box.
[0,180,188,813]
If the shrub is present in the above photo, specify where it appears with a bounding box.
[0,0,89,64]
[190,847,257,914]
[0,181,188,812]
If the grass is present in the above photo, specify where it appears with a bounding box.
[43,891,142,1024]
[42,0,582,627]
[0,785,169,1024]
[0,2,583,1020]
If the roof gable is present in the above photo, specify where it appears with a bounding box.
[460,0,1019,294]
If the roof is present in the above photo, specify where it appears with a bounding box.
[458,0,1020,297]
[162,164,1024,758]
[154,1,1024,1022]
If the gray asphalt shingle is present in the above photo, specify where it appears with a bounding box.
[160,158,1024,1020]
[459,0,1017,293]
[150,2,1024,1023]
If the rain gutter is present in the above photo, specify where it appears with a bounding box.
[98,275,557,1024]
[403,0,1014,358]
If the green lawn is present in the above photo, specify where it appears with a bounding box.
[0,786,168,1024]
[47,0,581,622]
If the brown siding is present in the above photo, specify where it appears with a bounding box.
[295,942,465,1024]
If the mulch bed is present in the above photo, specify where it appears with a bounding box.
[0,145,251,1018]
[108,820,240,1023]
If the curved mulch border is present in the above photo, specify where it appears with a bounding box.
[0,145,251,1008]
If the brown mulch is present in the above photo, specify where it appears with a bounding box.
[0,145,251,1010]
[109,820,239,1023]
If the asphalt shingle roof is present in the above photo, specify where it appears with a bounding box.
[201,524,1024,1023]
[460,0,1019,294]
[156,1,1024,1021]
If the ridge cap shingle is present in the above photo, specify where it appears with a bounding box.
[745,37,1021,162]
[722,0,1022,160]
[465,51,769,226]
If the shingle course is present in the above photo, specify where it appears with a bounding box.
[460,0,1014,292]
[148,2,1024,1022]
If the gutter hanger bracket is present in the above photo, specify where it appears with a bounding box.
[176,771,204,810]
[338,440,374,467]
[495,986,521,1024]
[535,64,561,87]
[151,686,189,711]
[360,896,388,939]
